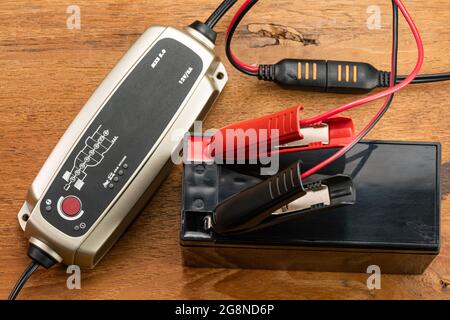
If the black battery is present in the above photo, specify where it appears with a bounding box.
[180,140,441,274]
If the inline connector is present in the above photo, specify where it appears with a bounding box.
[258,60,390,94]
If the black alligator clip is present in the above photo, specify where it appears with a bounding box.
[207,161,355,234]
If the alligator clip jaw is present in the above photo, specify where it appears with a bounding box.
[280,115,355,152]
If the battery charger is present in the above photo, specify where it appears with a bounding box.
[8,0,239,300]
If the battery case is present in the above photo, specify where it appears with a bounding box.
[181,140,441,274]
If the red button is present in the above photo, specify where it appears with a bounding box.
[61,196,81,216]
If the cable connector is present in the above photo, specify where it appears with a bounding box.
[259,59,390,94]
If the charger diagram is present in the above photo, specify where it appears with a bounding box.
[62,125,118,191]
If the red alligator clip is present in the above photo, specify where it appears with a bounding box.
[184,105,355,163]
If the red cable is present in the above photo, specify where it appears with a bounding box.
[226,0,424,180]
[299,0,423,127]
[226,0,259,73]
[300,0,424,179]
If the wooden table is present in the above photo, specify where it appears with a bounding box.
[0,0,449,299]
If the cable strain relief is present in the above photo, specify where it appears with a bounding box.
[258,64,275,81]
[27,243,57,269]
[378,71,391,87]
[188,20,217,44]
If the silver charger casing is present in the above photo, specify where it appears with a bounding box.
[17,25,227,268]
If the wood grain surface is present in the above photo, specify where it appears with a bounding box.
[0,0,449,300]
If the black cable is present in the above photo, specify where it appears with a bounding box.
[8,260,40,300]
[295,1,398,180]
[225,1,450,89]
[399,72,450,84]
[205,0,238,29]
[347,0,399,149]
[225,0,259,76]
[8,244,57,300]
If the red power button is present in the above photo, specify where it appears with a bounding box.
[61,196,82,216]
